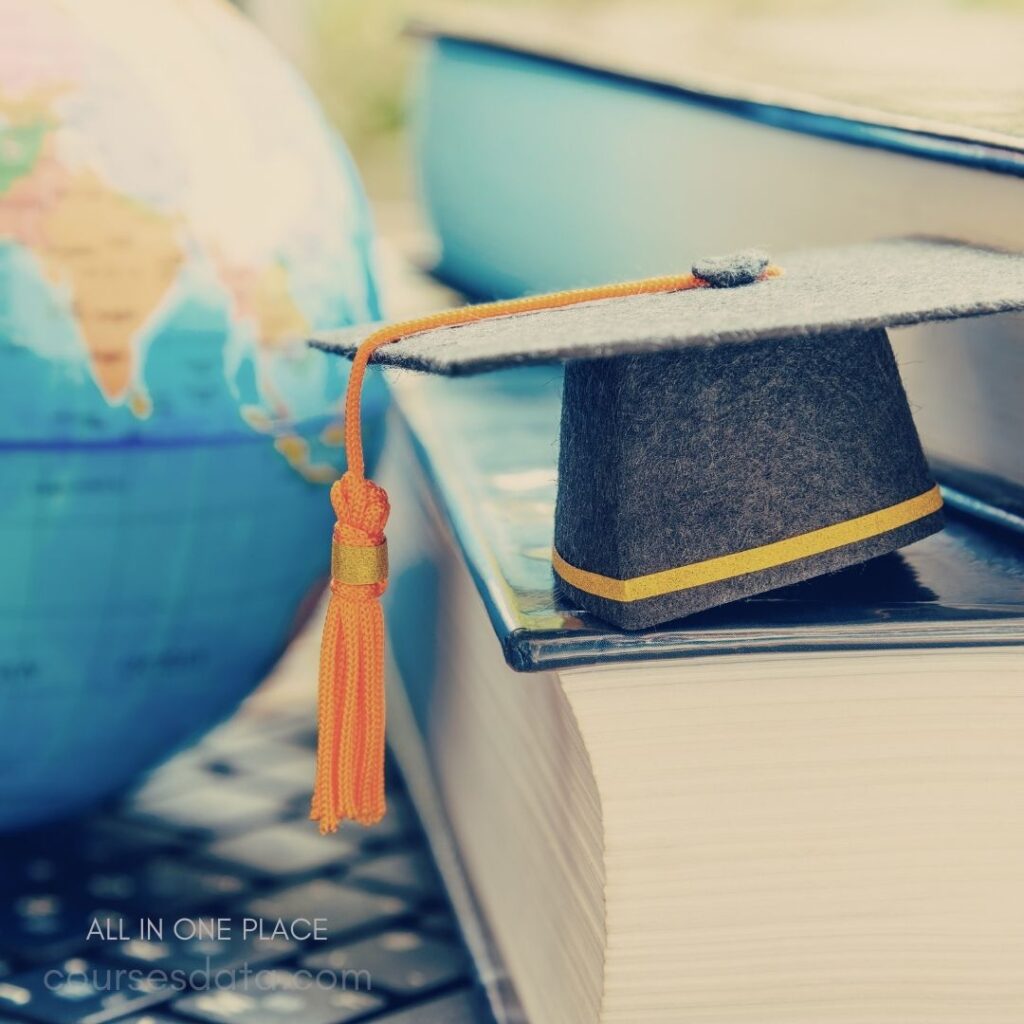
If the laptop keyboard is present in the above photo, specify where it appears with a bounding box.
[0,713,493,1024]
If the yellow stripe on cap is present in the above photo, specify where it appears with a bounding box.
[332,539,389,586]
[552,484,942,604]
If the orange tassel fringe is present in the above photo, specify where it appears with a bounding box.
[312,265,784,832]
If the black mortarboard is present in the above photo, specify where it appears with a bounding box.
[314,238,1024,629]
[307,237,1024,828]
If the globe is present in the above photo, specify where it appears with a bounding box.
[0,0,386,829]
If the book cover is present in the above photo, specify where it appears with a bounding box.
[383,367,1024,674]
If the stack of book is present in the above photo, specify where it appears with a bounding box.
[381,8,1024,1022]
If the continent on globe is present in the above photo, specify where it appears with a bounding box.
[0,138,185,402]
[216,258,311,348]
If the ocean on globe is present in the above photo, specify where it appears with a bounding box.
[0,0,387,829]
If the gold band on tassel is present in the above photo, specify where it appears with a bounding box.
[553,485,943,604]
[332,539,389,586]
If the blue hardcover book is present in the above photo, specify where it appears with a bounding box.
[381,366,1024,1024]
[408,7,1024,531]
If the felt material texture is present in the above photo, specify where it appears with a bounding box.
[311,238,1024,374]
[692,250,769,287]
[553,328,941,629]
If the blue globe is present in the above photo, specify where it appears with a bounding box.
[0,0,385,829]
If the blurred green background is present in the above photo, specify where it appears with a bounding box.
[242,0,595,196]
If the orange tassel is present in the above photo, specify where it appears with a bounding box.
[310,473,389,831]
[312,265,785,831]
[311,327,394,832]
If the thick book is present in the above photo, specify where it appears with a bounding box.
[380,367,1024,1024]
[408,6,1024,531]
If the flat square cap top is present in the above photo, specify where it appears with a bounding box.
[311,238,1024,375]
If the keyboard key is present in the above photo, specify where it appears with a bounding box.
[195,719,272,756]
[418,910,458,937]
[0,862,52,897]
[278,722,318,752]
[125,780,284,836]
[215,751,315,804]
[338,795,418,849]
[347,851,443,899]
[206,823,358,878]
[0,823,175,913]
[84,858,249,912]
[243,880,408,942]
[197,714,312,759]
[78,819,185,864]
[370,989,488,1024]
[0,957,172,1024]
[209,740,313,780]
[129,763,226,809]
[107,915,294,974]
[304,929,469,997]
[173,968,385,1024]
[0,824,120,895]
[0,848,63,896]
[0,892,112,962]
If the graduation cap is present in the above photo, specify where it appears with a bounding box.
[306,237,1024,830]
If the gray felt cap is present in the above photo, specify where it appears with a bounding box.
[313,238,1024,629]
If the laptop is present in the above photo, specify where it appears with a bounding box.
[0,700,495,1024]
